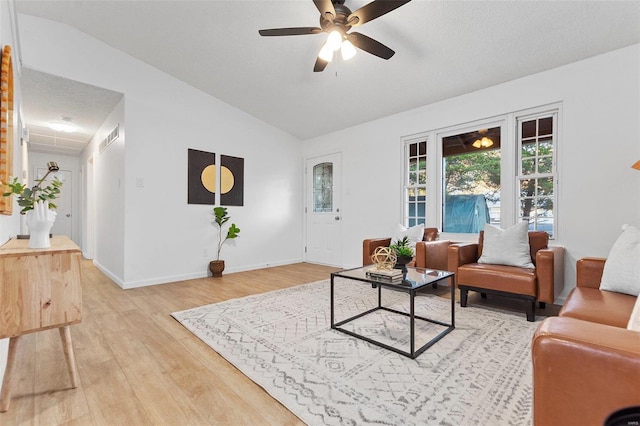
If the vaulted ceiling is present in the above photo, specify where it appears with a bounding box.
[15,0,640,151]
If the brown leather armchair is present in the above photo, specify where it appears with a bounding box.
[362,227,439,266]
[532,258,640,426]
[448,231,564,321]
[414,240,451,270]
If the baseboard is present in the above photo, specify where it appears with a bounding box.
[119,258,305,290]
[122,273,206,289]
[92,260,125,288]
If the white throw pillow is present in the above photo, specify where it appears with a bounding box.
[391,223,425,250]
[478,222,534,268]
[628,295,640,331]
[600,224,640,297]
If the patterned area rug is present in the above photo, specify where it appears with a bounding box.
[172,279,538,425]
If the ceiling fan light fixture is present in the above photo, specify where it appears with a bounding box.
[327,30,343,51]
[341,40,357,60]
[472,137,493,148]
[258,0,413,72]
[318,43,334,62]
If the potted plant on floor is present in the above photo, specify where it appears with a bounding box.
[390,236,414,272]
[209,206,240,277]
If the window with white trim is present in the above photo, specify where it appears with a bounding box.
[517,113,557,237]
[402,105,560,239]
[442,126,501,233]
[404,139,427,227]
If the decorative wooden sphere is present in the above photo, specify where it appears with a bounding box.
[371,246,397,270]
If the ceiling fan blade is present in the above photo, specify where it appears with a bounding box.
[313,57,329,72]
[259,27,323,36]
[313,0,336,21]
[347,0,412,26]
[346,32,395,59]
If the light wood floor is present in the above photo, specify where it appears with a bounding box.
[0,260,560,425]
[0,260,339,425]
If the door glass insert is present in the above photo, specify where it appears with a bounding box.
[313,162,333,212]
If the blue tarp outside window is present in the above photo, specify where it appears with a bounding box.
[443,194,490,233]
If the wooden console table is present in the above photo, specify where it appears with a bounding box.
[0,235,82,412]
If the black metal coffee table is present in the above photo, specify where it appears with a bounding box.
[330,266,455,359]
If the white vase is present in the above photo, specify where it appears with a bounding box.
[28,226,51,248]
[25,202,57,249]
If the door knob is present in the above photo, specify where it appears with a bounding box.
[66,214,71,217]
[334,216,340,221]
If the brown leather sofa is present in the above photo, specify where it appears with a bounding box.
[448,231,564,321]
[362,227,439,266]
[532,257,640,426]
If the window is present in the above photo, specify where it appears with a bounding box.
[517,114,557,237]
[402,105,560,238]
[313,162,333,212]
[404,140,427,226]
[442,127,501,233]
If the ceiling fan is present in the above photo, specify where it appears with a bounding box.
[258,0,412,72]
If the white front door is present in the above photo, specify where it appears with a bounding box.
[305,153,342,266]
[35,166,73,240]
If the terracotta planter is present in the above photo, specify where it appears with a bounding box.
[209,260,225,277]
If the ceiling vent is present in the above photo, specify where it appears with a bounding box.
[99,124,119,154]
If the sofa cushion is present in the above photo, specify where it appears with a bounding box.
[600,224,640,296]
[458,263,537,297]
[478,222,534,269]
[560,287,635,328]
[628,295,640,331]
[391,223,424,250]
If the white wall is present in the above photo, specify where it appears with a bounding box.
[303,44,640,301]
[80,97,126,284]
[20,14,304,288]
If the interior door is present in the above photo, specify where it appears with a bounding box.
[305,153,342,266]
[35,166,73,240]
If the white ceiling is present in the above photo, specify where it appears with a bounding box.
[21,68,123,155]
[15,0,640,147]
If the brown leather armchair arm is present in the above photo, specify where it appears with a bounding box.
[447,243,478,286]
[362,238,391,265]
[577,257,606,289]
[535,246,563,304]
[447,243,478,272]
[532,316,640,426]
[414,240,451,270]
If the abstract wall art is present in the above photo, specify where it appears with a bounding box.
[188,149,244,206]
[187,148,216,205]
[220,155,244,206]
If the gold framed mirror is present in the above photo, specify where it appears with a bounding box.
[0,45,13,215]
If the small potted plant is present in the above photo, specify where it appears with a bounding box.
[209,206,240,277]
[2,162,63,248]
[390,236,414,272]
[2,162,62,214]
